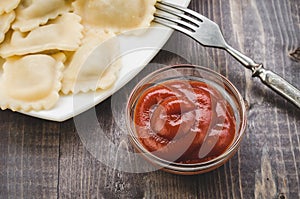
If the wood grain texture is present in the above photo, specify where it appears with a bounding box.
[0,112,60,199]
[0,0,299,198]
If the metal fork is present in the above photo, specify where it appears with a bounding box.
[154,1,300,108]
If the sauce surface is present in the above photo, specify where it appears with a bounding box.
[134,79,236,164]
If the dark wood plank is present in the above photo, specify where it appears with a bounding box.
[0,111,60,199]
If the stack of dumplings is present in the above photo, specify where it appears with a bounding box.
[0,0,157,112]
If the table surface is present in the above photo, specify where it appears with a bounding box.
[1,0,300,198]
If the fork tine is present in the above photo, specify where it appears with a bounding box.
[153,16,195,35]
[155,1,201,26]
[154,12,197,32]
[154,1,227,49]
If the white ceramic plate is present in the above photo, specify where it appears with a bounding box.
[18,0,191,122]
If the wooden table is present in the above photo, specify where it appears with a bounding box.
[1,0,299,198]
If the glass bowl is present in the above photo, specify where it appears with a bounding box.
[126,64,247,175]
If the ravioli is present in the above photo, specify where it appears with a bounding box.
[0,0,158,113]
[72,0,156,33]
[62,32,121,94]
[0,12,15,43]
[0,13,83,58]
[12,0,73,32]
[0,54,64,111]
[0,0,20,14]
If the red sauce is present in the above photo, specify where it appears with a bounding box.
[133,79,236,164]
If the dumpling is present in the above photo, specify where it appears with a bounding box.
[0,53,65,111]
[61,32,121,94]
[0,13,83,58]
[0,0,20,14]
[0,12,15,43]
[12,0,73,32]
[72,0,156,33]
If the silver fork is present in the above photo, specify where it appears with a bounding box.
[154,1,300,108]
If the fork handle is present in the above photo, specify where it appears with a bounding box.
[224,45,300,108]
[253,65,300,108]
[225,45,258,69]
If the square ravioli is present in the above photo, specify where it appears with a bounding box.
[0,13,83,58]
[12,0,73,32]
[0,54,64,111]
[73,0,156,33]
[62,31,121,94]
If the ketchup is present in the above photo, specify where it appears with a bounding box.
[133,79,236,164]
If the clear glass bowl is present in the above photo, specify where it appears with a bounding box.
[126,65,247,175]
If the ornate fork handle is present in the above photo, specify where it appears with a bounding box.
[225,44,300,108]
[253,65,300,108]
